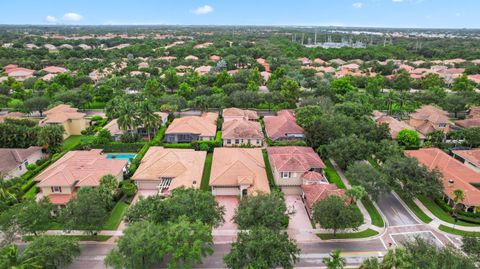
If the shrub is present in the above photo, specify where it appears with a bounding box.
[26,163,37,171]
[120,133,142,143]
[121,182,137,197]
[90,115,103,122]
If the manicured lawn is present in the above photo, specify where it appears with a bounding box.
[324,159,346,189]
[417,195,477,227]
[103,201,129,230]
[317,228,379,240]
[438,225,480,237]
[362,197,384,228]
[62,135,84,151]
[262,149,276,188]
[23,235,112,242]
[200,153,213,191]
[397,193,433,224]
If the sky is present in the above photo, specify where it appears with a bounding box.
[0,0,479,29]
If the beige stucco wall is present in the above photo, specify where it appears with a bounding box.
[211,186,239,196]
[41,185,74,195]
[60,118,89,138]
[273,169,303,187]
[4,150,44,179]
[223,138,262,147]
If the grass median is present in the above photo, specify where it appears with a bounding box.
[318,228,379,240]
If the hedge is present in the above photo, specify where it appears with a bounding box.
[79,142,145,153]
[163,143,193,149]
[128,127,166,176]
[434,197,480,223]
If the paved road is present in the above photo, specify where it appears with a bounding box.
[376,192,419,227]
[67,240,387,269]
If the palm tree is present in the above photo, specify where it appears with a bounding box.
[0,245,42,269]
[117,102,137,132]
[452,188,465,228]
[322,249,346,269]
[360,257,380,269]
[137,102,161,141]
[381,247,411,269]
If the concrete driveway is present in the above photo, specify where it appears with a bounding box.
[285,195,319,242]
[377,192,419,227]
[213,196,239,243]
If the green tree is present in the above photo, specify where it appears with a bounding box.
[322,249,346,269]
[143,78,164,97]
[37,124,64,153]
[137,101,161,140]
[0,244,42,269]
[97,174,119,210]
[23,236,81,269]
[327,135,372,170]
[295,105,325,129]
[359,256,381,269]
[178,82,194,99]
[345,163,390,201]
[452,75,474,92]
[462,236,480,262]
[23,97,50,117]
[94,129,113,144]
[345,185,367,203]
[53,73,74,89]
[312,195,363,236]
[117,101,138,131]
[331,77,357,96]
[60,188,108,234]
[421,73,444,89]
[280,79,301,104]
[9,198,53,236]
[396,129,421,149]
[365,75,384,97]
[392,70,411,92]
[224,227,300,269]
[233,191,290,231]
[164,68,179,92]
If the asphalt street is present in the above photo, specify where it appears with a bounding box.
[376,192,419,226]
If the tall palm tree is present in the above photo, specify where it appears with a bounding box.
[137,102,161,141]
[359,257,380,269]
[0,245,42,269]
[322,249,346,269]
[381,247,411,269]
[117,101,138,132]
[452,188,465,228]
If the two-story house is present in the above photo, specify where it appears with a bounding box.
[222,119,263,147]
[0,147,44,179]
[39,104,90,139]
[34,149,127,206]
[408,105,452,136]
[264,110,305,141]
[165,112,218,143]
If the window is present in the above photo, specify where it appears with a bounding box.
[235,139,240,144]
[51,186,62,193]
[227,139,231,144]
[159,177,173,190]
[281,172,290,179]
[256,139,260,144]
[439,123,447,128]
[19,165,22,170]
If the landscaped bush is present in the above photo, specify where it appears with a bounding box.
[434,197,480,219]
[163,143,193,149]
[26,163,37,171]
[192,131,222,152]
[120,133,142,143]
[121,181,137,197]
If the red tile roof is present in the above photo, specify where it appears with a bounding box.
[302,184,347,213]
[267,146,325,172]
[405,148,480,206]
[264,110,304,141]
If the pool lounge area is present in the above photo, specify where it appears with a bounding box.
[105,153,136,163]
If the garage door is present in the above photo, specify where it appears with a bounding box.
[281,186,302,195]
[212,187,239,196]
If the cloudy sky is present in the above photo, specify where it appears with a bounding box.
[0,0,478,28]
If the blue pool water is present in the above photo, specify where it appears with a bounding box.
[106,153,136,161]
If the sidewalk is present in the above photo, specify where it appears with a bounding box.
[413,197,480,232]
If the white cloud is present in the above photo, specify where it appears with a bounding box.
[192,5,213,15]
[352,2,363,8]
[455,12,461,17]
[392,0,403,2]
[45,15,57,23]
[62,12,83,22]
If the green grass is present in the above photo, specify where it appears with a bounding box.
[362,197,384,228]
[397,193,433,224]
[23,235,112,242]
[62,135,84,151]
[200,153,213,191]
[22,186,38,199]
[417,196,477,227]
[324,159,346,189]
[262,149,276,188]
[318,228,379,240]
[103,201,129,230]
[438,225,480,237]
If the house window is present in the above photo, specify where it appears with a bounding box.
[281,172,291,179]
[227,139,231,144]
[235,139,240,144]
[439,123,447,128]
[256,139,260,144]
[51,186,62,193]
[159,177,173,190]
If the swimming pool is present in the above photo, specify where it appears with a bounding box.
[105,153,136,161]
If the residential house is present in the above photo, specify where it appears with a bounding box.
[222,120,263,147]
[34,149,127,206]
[302,183,348,218]
[0,147,44,179]
[222,107,258,122]
[165,112,218,143]
[455,106,480,129]
[39,104,90,139]
[267,146,326,195]
[405,148,480,212]
[6,67,35,81]
[452,149,480,173]
[209,148,270,197]
[104,112,168,141]
[373,111,425,140]
[185,55,199,61]
[131,147,206,195]
[42,66,67,74]
[264,110,305,141]
[407,105,452,136]
[0,112,23,123]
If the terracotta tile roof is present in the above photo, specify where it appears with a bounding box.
[103,119,124,136]
[0,146,42,173]
[222,108,258,121]
[302,183,347,210]
[42,66,67,74]
[34,149,127,188]
[467,106,480,118]
[267,146,325,173]
[264,110,304,140]
[0,112,23,123]
[375,114,425,139]
[408,105,452,135]
[132,147,206,190]
[166,112,218,137]
[452,149,480,169]
[209,148,270,195]
[39,104,86,125]
[405,148,480,206]
[5,67,35,75]
[222,120,263,140]
[302,171,327,183]
[455,118,480,129]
